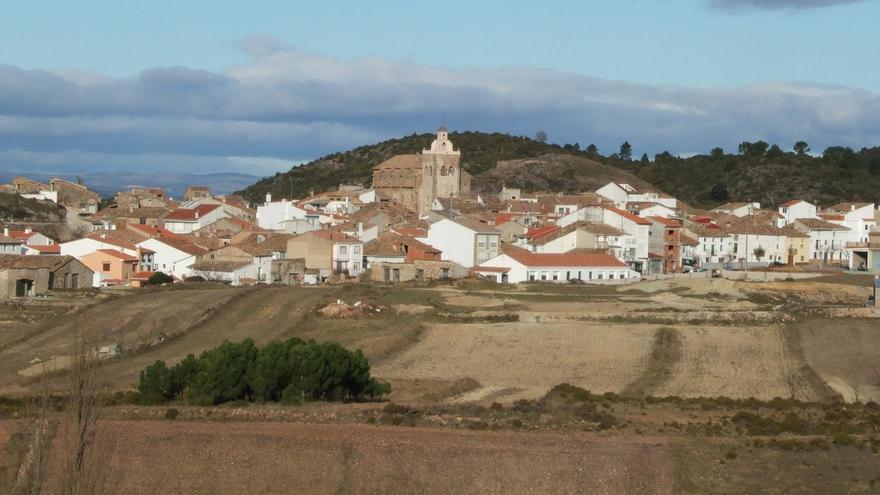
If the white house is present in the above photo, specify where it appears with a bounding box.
[595,182,677,209]
[792,218,853,263]
[2,227,54,247]
[778,200,817,226]
[421,216,500,268]
[137,236,208,280]
[712,202,760,218]
[60,233,139,259]
[726,223,788,264]
[558,205,651,272]
[474,246,638,284]
[823,202,876,243]
[625,202,676,219]
[685,223,731,264]
[163,204,228,234]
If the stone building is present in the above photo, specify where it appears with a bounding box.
[372,127,471,216]
[0,254,94,298]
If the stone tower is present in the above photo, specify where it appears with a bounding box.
[418,126,466,215]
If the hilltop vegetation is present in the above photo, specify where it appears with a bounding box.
[0,192,66,223]
[239,132,880,208]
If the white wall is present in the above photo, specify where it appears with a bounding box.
[422,219,477,268]
[137,238,197,280]
[256,200,308,230]
[779,202,817,225]
[60,238,138,259]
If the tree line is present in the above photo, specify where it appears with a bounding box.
[137,337,390,406]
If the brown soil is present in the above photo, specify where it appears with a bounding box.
[40,420,677,494]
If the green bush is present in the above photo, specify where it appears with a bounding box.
[164,408,180,420]
[147,272,174,285]
[136,338,388,407]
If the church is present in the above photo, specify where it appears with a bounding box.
[371,127,472,216]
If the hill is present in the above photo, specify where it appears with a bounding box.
[0,192,66,223]
[617,145,880,207]
[474,154,652,194]
[238,132,880,208]
[238,132,592,203]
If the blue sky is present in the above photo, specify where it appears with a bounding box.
[0,0,878,176]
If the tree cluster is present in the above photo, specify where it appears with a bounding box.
[137,338,390,406]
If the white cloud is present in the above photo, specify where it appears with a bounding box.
[0,36,878,175]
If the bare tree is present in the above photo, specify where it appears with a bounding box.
[13,368,53,495]
[535,130,548,143]
[58,326,112,495]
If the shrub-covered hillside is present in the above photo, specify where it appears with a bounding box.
[238,133,880,208]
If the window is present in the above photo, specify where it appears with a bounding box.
[528,271,536,281]
[339,245,348,255]
[352,262,360,271]
[552,272,558,281]
[353,246,361,255]
[441,268,450,278]
[540,272,547,281]
[102,262,111,272]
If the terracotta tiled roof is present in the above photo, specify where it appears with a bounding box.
[502,245,627,267]
[373,154,422,170]
[0,254,76,269]
[0,235,23,244]
[393,226,427,237]
[84,232,138,251]
[166,204,220,221]
[95,249,139,262]
[604,206,652,226]
[780,199,807,208]
[131,271,158,280]
[190,260,251,272]
[230,232,292,256]
[647,216,681,227]
[794,218,850,231]
[301,230,361,243]
[147,235,209,255]
[445,216,500,234]
[27,244,61,253]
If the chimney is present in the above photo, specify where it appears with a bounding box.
[194,210,200,219]
[266,192,272,204]
[2,227,7,237]
[357,222,364,238]
[24,227,32,234]
[136,247,143,272]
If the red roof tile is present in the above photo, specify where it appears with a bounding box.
[28,244,61,253]
[165,204,220,221]
[502,245,627,268]
[647,216,681,227]
[604,206,652,226]
[95,249,139,262]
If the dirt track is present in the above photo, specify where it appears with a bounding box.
[41,421,676,495]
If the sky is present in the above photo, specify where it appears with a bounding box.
[0,0,878,176]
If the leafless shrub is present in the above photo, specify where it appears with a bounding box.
[56,326,115,495]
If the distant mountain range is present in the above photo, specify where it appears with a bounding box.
[0,170,261,199]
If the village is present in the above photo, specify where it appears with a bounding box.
[0,127,878,298]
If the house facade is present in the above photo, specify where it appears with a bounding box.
[286,230,364,280]
[474,246,638,284]
[422,216,500,269]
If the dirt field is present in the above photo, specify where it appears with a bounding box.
[3,274,880,493]
[376,321,656,401]
[35,421,674,494]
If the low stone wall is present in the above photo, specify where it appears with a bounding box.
[368,260,467,282]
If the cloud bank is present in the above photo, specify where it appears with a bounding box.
[0,35,878,176]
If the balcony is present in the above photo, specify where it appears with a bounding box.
[846,242,880,249]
